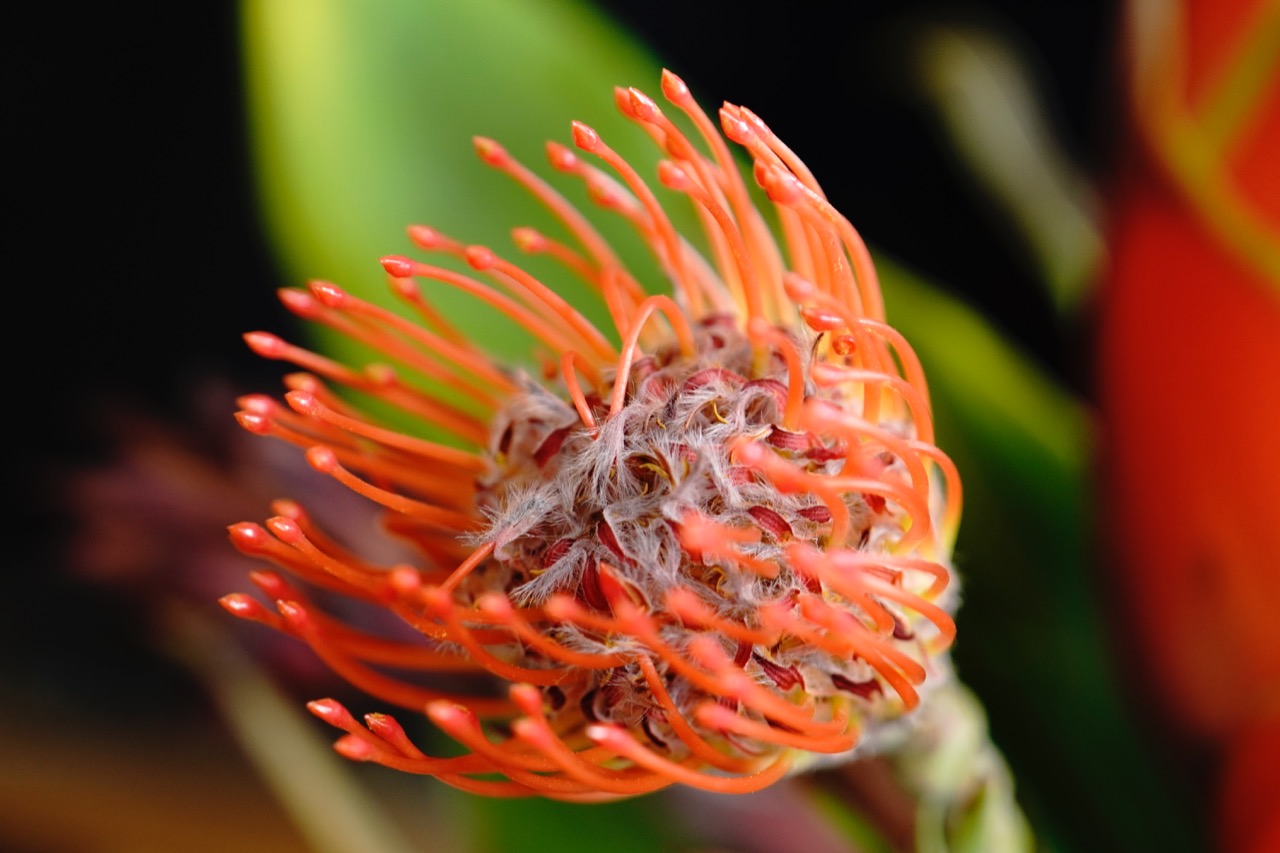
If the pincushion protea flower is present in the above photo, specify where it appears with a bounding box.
[223,70,961,799]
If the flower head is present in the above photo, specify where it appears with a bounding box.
[224,71,961,798]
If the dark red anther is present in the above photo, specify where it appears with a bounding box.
[579,559,610,613]
[681,366,745,393]
[891,613,915,641]
[745,378,789,410]
[733,641,753,667]
[533,425,572,467]
[832,673,883,701]
[596,519,630,566]
[766,426,816,452]
[543,685,567,711]
[863,493,887,515]
[542,538,575,569]
[753,654,806,692]
[797,505,833,524]
[748,506,793,540]
[804,445,847,464]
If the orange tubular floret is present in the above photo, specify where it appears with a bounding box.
[383,257,593,365]
[420,589,577,687]
[610,295,697,416]
[809,363,934,446]
[473,136,625,273]
[635,655,756,773]
[476,594,627,669]
[426,703,596,784]
[660,77,787,314]
[571,122,706,317]
[747,318,805,430]
[276,600,512,716]
[304,446,481,531]
[283,390,487,473]
[587,725,793,794]
[311,279,518,393]
[675,514,780,579]
[560,350,601,429]
[657,158,765,323]
[293,287,502,408]
[695,701,857,754]
[663,587,780,647]
[466,246,617,364]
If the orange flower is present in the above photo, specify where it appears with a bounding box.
[224,72,960,799]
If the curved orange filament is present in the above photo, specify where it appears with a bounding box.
[560,350,601,429]
[635,655,756,773]
[609,295,698,417]
[695,701,857,753]
[587,725,792,794]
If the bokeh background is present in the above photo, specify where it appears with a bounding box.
[11,0,1276,850]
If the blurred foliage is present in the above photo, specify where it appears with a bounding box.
[243,0,1200,850]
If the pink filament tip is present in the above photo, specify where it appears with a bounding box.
[233,411,269,434]
[511,227,544,252]
[719,107,753,144]
[508,683,543,714]
[380,255,415,278]
[219,593,266,619]
[284,390,321,416]
[334,736,376,761]
[408,224,446,250]
[613,86,635,117]
[657,160,693,191]
[571,121,602,153]
[278,288,323,319]
[306,445,339,473]
[266,515,304,544]
[627,88,662,123]
[307,698,357,728]
[275,599,308,627]
[464,245,497,270]
[228,522,271,553]
[308,280,347,308]
[546,141,578,172]
[660,69,691,105]
[472,136,509,166]
[243,331,285,358]
[249,570,291,598]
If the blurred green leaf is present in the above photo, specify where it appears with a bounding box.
[881,260,1198,852]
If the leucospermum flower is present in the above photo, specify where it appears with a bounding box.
[224,71,962,799]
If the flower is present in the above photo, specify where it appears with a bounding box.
[223,70,961,799]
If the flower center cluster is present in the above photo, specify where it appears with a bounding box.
[471,316,902,750]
